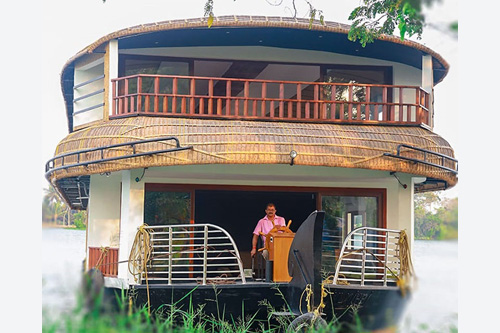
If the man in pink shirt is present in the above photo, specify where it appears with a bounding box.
[251,203,286,260]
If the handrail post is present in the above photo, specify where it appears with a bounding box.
[168,226,173,285]
[203,225,208,285]
[361,229,367,286]
[383,230,389,286]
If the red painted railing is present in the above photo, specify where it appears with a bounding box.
[88,247,119,277]
[111,74,430,126]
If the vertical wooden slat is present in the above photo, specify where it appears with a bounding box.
[365,86,371,121]
[199,98,205,114]
[331,85,336,120]
[217,98,222,115]
[190,79,196,114]
[154,77,159,113]
[348,85,353,120]
[313,84,319,119]
[124,79,129,113]
[181,97,186,114]
[244,81,249,117]
[137,76,142,112]
[226,80,232,116]
[208,79,213,115]
[118,98,123,115]
[279,83,284,118]
[382,87,388,121]
[163,96,168,113]
[399,87,404,122]
[261,82,266,117]
[296,83,302,118]
[112,80,116,116]
[172,77,178,113]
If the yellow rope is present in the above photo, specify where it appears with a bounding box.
[95,246,110,271]
[397,230,415,296]
[128,224,152,315]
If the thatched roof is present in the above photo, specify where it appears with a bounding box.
[48,116,457,191]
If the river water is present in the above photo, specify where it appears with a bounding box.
[41,228,458,331]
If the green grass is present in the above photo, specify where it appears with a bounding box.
[42,286,457,333]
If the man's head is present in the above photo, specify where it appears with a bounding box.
[265,203,276,219]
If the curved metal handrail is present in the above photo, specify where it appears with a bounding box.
[142,223,246,285]
[332,227,402,286]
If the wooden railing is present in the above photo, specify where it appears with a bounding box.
[111,74,430,126]
[88,247,119,277]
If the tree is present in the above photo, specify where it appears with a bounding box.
[42,185,70,225]
[414,192,458,240]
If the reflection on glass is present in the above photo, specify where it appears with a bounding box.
[144,191,191,225]
[321,195,378,274]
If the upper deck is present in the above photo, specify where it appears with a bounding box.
[48,16,457,208]
[61,15,448,132]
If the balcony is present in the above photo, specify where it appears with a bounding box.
[111,74,430,126]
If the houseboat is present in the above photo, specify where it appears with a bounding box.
[45,16,458,331]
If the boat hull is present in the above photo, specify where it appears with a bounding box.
[103,281,410,330]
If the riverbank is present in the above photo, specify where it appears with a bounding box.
[42,222,84,230]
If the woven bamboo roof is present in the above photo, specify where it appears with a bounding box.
[48,117,457,191]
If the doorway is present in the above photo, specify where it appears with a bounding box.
[194,189,317,268]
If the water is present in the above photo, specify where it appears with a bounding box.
[400,240,458,332]
[42,228,87,319]
[41,229,458,330]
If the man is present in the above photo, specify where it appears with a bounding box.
[251,203,286,260]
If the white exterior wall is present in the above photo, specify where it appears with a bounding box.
[73,54,105,127]
[117,170,145,283]
[139,164,416,245]
[87,172,122,251]
[88,164,418,285]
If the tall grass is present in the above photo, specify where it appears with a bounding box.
[42,285,457,333]
[42,283,348,333]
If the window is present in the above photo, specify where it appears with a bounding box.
[320,190,385,274]
[144,190,191,226]
[119,55,191,112]
[322,65,392,120]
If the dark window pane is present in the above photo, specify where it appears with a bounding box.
[144,191,191,226]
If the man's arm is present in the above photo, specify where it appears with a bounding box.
[251,233,259,257]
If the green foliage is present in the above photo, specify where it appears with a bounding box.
[73,211,88,230]
[42,186,87,228]
[414,193,458,240]
[348,0,425,47]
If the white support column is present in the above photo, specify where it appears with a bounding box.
[422,54,434,128]
[117,170,145,283]
[387,173,414,252]
[106,39,119,118]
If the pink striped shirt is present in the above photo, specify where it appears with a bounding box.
[253,215,286,242]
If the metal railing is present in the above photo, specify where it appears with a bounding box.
[384,144,458,174]
[111,74,430,126]
[142,224,246,285]
[73,74,105,116]
[45,136,192,178]
[332,227,403,287]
